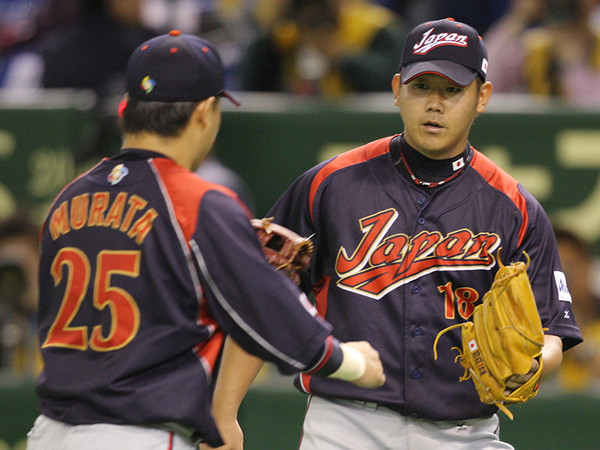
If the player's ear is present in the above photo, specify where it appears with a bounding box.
[476,81,492,114]
[392,74,401,106]
[193,96,218,128]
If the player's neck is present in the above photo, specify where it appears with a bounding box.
[394,136,471,188]
[121,132,204,171]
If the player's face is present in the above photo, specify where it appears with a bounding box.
[393,73,492,160]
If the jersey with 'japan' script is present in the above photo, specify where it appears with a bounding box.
[268,134,583,421]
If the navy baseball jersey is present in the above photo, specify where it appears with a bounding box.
[35,149,340,446]
[269,134,583,421]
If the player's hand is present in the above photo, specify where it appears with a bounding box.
[504,357,540,395]
[344,341,386,388]
[199,419,243,450]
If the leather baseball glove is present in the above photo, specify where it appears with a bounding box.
[251,217,314,285]
[433,250,546,420]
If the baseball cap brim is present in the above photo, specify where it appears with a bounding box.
[401,60,478,87]
[220,90,241,107]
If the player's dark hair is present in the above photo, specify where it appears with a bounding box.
[119,98,201,137]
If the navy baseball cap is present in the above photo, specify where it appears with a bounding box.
[400,18,488,87]
[126,30,240,105]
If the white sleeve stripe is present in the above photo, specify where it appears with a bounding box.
[190,239,306,370]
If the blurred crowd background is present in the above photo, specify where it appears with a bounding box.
[1,0,600,402]
[2,0,600,102]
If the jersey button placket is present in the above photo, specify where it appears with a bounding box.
[409,285,423,381]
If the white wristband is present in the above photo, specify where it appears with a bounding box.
[328,343,366,382]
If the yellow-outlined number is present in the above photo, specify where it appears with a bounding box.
[42,248,141,352]
[438,282,479,320]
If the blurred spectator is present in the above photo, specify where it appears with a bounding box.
[195,151,256,215]
[0,211,42,377]
[239,0,408,98]
[0,0,79,88]
[30,0,158,165]
[141,0,261,89]
[593,2,600,31]
[485,0,600,105]
[554,226,600,394]
[419,0,510,36]
[38,0,156,100]
[372,0,510,35]
[484,0,548,93]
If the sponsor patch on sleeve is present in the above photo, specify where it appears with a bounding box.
[554,271,572,302]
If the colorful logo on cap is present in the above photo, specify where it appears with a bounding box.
[108,164,129,185]
[140,75,156,94]
[413,27,469,55]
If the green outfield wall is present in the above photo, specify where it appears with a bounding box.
[1,92,599,248]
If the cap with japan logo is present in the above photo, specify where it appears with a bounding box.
[400,18,488,87]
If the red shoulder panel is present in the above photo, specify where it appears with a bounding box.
[151,158,237,242]
[309,136,396,220]
[470,149,529,247]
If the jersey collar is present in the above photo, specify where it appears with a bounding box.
[392,135,472,188]
[113,148,171,161]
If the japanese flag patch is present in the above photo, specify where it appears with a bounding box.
[468,339,478,352]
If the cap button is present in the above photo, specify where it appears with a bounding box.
[169,29,181,36]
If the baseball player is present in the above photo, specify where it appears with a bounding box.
[26,30,385,450]
[209,18,583,449]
